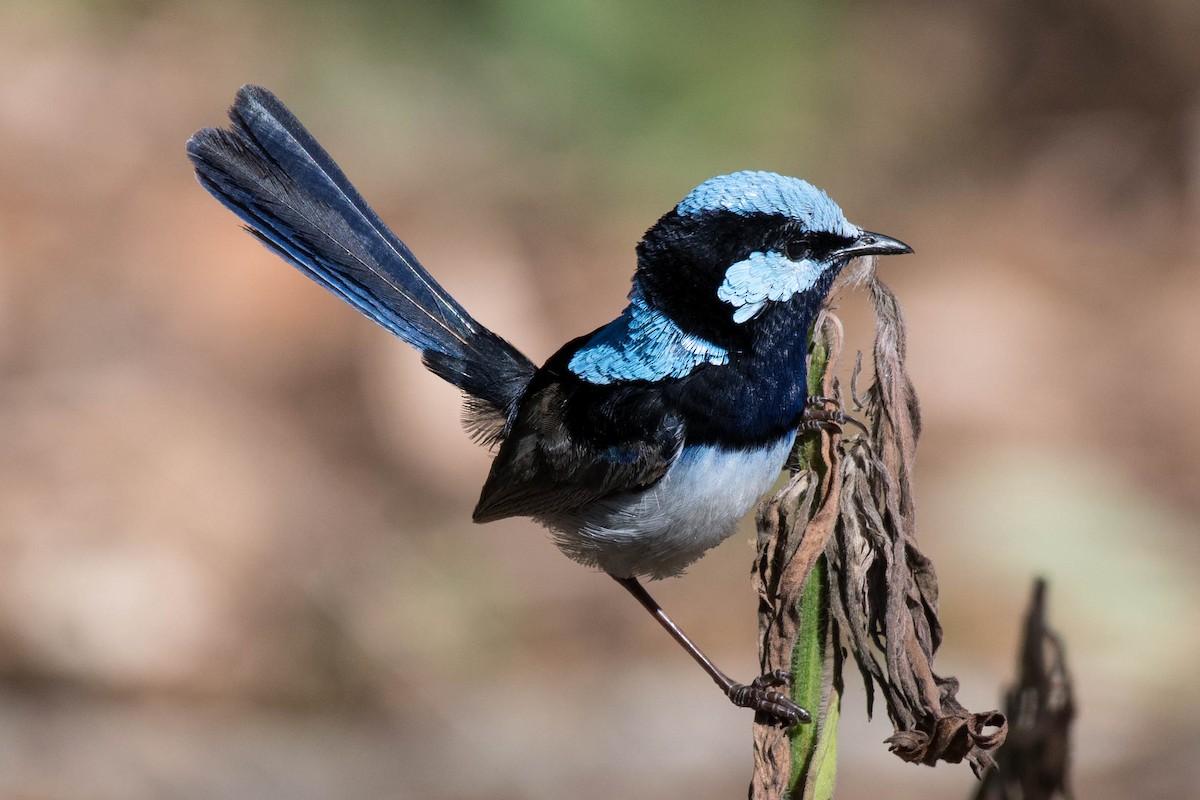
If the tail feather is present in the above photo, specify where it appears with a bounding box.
[187,85,535,444]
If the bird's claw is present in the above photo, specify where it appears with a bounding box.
[799,406,867,435]
[752,669,794,690]
[728,671,810,726]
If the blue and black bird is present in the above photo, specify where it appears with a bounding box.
[187,86,912,724]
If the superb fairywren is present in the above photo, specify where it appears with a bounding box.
[188,86,912,725]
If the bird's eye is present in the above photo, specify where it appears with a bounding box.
[784,237,813,261]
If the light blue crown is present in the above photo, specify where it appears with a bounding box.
[676,170,858,239]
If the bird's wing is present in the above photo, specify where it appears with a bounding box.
[472,378,684,523]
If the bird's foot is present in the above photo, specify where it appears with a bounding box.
[727,670,810,726]
[799,406,867,435]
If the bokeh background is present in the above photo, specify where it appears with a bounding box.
[2,0,1198,797]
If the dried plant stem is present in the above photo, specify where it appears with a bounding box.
[973,579,1075,800]
[752,272,1007,798]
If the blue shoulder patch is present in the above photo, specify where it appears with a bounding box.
[717,250,824,323]
[569,282,729,384]
[677,171,858,238]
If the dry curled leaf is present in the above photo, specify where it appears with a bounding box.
[829,274,1007,776]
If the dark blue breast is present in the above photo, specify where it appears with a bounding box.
[664,301,815,446]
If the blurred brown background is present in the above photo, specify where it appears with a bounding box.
[2,0,1198,797]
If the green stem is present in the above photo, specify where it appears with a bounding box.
[788,555,838,799]
[787,328,839,799]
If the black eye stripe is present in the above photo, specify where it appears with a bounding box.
[780,231,853,260]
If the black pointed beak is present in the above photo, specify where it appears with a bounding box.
[834,230,913,260]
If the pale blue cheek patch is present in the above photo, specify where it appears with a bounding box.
[569,284,729,384]
[717,250,823,323]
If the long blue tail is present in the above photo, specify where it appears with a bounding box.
[187,85,535,445]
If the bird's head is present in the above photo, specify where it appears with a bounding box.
[635,170,911,346]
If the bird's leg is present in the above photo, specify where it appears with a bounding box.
[613,575,810,726]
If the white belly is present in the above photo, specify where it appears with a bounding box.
[540,434,796,579]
